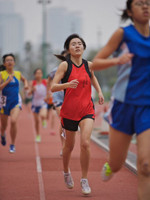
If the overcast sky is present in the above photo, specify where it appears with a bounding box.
[11,0,126,48]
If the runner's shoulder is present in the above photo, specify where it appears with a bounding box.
[58,61,68,73]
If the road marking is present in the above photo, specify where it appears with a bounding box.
[29,113,46,200]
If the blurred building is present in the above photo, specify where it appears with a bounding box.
[0,0,24,57]
[47,7,82,50]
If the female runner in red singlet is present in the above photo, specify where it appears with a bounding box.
[51,34,104,195]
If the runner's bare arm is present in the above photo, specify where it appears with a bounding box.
[45,76,52,102]
[92,28,133,70]
[89,62,104,105]
[51,62,79,92]
[27,80,34,95]
[0,73,13,90]
[21,74,28,90]
[46,77,51,95]
[47,77,51,92]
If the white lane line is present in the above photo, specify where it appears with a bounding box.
[36,156,42,173]
[29,113,46,200]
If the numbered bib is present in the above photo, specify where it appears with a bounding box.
[0,96,7,107]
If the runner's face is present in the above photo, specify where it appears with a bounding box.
[129,0,150,23]
[35,69,43,80]
[4,56,15,70]
[69,38,84,57]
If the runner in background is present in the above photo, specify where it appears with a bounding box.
[0,65,6,108]
[0,53,28,153]
[46,50,68,156]
[45,83,56,136]
[29,68,48,143]
[51,34,104,195]
[0,64,6,145]
[22,85,32,112]
[92,0,150,199]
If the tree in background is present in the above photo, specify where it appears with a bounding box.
[24,41,35,80]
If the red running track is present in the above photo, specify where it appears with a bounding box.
[0,105,137,200]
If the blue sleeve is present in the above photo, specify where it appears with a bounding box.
[48,67,58,79]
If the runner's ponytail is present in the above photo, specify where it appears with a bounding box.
[121,0,133,21]
[0,65,6,71]
[54,50,69,62]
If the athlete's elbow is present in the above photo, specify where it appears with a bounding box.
[51,86,54,92]
[51,84,56,92]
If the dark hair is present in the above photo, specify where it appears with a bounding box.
[64,34,86,50]
[2,53,15,63]
[54,50,68,61]
[34,68,43,75]
[121,0,133,21]
[0,65,6,71]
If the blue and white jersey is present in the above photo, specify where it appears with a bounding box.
[49,67,64,104]
[112,24,150,105]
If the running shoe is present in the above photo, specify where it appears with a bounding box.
[9,144,16,153]
[63,171,74,189]
[80,179,91,195]
[101,162,114,181]
[42,120,47,128]
[61,129,66,139]
[1,134,6,146]
[36,135,41,143]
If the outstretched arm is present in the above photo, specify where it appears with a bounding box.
[27,80,34,95]
[45,76,52,103]
[92,28,133,71]
[89,62,104,105]
[21,74,28,90]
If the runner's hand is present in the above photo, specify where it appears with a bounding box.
[8,75,13,82]
[117,53,134,65]
[24,85,28,90]
[44,96,49,103]
[32,86,36,92]
[68,79,79,89]
[98,93,104,105]
[44,93,51,103]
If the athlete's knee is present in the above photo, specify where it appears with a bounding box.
[40,114,45,119]
[81,139,90,151]
[64,143,74,152]
[138,158,150,177]
[1,125,7,132]
[40,111,47,119]
[1,121,7,129]
[11,118,17,126]
[35,118,40,124]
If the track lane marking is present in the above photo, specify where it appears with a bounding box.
[29,113,46,200]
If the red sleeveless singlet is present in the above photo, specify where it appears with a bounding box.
[60,59,95,121]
